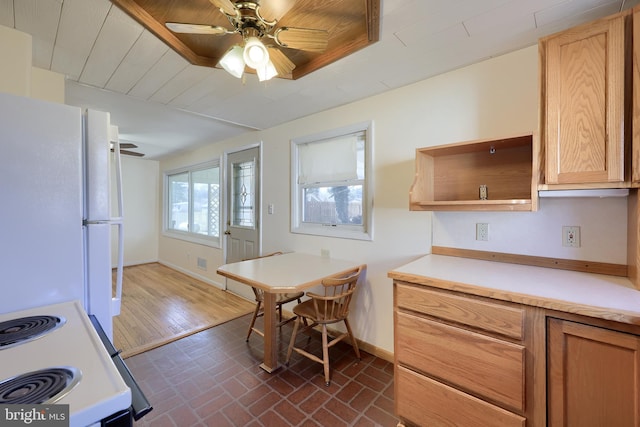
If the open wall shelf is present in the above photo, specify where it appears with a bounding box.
[409,133,539,211]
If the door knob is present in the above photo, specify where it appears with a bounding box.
[224,230,231,235]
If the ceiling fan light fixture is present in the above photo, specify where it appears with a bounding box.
[257,60,278,81]
[219,45,245,78]
[243,37,269,69]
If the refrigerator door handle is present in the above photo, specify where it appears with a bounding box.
[112,220,124,316]
[111,126,124,316]
[84,219,112,225]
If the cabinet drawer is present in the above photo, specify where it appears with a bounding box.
[396,282,524,340]
[396,366,526,427]
[396,311,525,411]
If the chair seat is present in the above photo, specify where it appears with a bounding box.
[292,299,347,324]
[275,292,305,304]
[285,266,363,386]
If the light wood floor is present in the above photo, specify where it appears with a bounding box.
[113,263,255,358]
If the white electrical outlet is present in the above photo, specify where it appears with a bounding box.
[476,223,489,241]
[562,226,580,248]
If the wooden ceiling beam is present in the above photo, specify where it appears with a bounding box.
[109,0,380,79]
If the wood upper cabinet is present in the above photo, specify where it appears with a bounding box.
[633,7,640,185]
[548,318,640,426]
[540,10,631,187]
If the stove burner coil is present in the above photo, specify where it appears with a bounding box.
[0,315,65,349]
[0,367,81,404]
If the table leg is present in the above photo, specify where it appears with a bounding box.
[259,291,280,372]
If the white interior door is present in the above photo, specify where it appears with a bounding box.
[225,146,261,299]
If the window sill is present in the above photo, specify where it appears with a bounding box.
[291,225,373,241]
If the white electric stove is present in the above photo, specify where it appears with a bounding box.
[0,300,132,426]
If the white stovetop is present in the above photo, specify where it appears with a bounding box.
[0,300,131,427]
[389,254,640,324]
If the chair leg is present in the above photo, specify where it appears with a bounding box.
[321,325,331,386]
[298,299,308,327]
[285,316,301,365]
[246,301,262,341]
[343,318,361,359]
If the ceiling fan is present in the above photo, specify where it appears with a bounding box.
[112,143,144,157]
[165,0,329,80]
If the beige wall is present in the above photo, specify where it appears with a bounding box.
[158,44,598,354]
[0,25,65,103]
[0,25,31,96]
[31,67,65,104]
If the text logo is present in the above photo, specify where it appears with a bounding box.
[0,405,69,426]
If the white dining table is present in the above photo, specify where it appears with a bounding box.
[217,252,365,372]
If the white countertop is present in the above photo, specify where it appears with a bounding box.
[388,254,640,325]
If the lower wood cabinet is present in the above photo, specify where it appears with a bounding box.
[396,311,525,412]
[394,282,531,426]
[396,366,525,427]
[393,280,640,427]
[547,318,640,427]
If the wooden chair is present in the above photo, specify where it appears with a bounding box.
[245,252,305,341]
[285,266,363,385]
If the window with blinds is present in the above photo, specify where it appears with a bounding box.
[291,121,373,240]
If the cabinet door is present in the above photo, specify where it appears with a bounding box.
[543,13,627,184]
[548,318,640,426]
[633,8,640,184]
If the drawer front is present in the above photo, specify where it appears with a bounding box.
[396,366,526,427]
[396,311,525,411]
[396,282,524,340]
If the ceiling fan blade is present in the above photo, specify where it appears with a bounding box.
[119,143,138,149]
[120,149,145,157]
[166,22,229,35]
[267,47,296,76]
[257,0,296,23]
[274,27,328,52]
[112,148,144,157]
[210,0,237,16]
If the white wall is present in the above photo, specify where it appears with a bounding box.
[434,197,628,263]
[111,156,160,266]
[158,44,628,354]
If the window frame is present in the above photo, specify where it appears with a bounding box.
[163,159,222,247]
[290,121,374,241]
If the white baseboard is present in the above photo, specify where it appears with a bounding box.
[156,260,226,290]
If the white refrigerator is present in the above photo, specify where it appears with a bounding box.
[0,91,124,340]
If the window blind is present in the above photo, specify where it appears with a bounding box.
[297,132,363,184]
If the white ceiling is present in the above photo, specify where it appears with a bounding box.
[1,0,638,159]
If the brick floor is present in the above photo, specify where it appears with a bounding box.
[127,313,398,426]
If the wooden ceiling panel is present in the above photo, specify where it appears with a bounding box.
[109,0,380,79]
